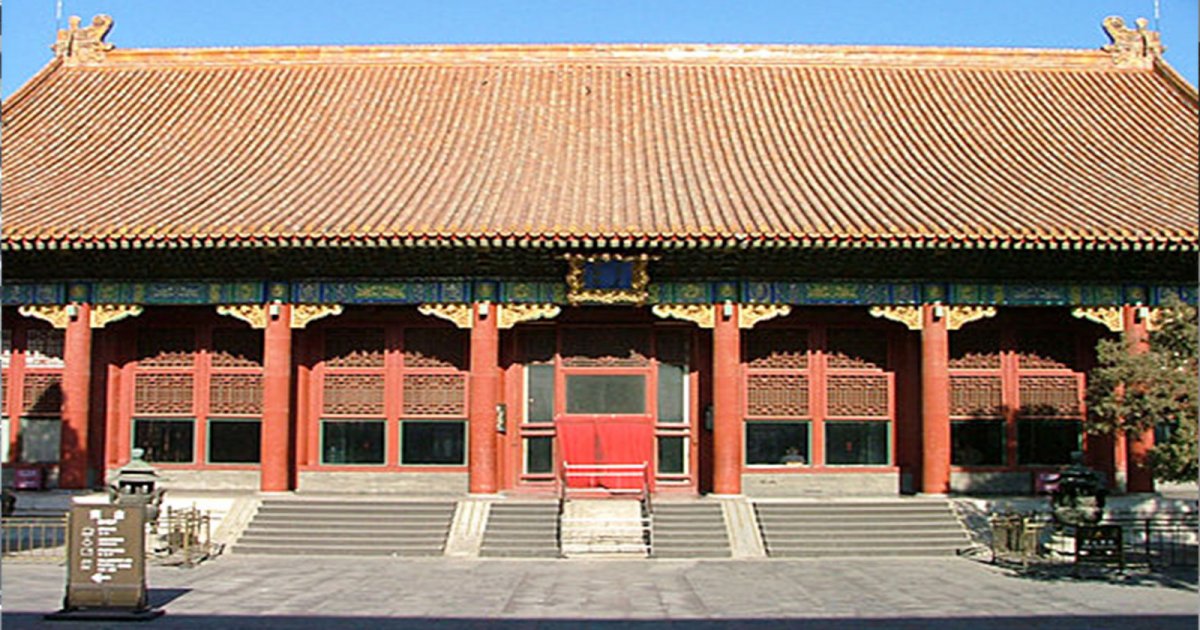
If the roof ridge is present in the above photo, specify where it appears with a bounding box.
[78,41,1127,72]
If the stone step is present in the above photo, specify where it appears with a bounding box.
[651,549,732,558]
[768,546,962,558]
[756,506,952,516]
[766,536,966,549]
[239,528,447,539]
[255,507,456,517]
[253,513,453,523]
[480,537,559,547]
[479,547,561,558]
[255,504,456,513]
[246,520,451,531]
[235,544,444,556]
[482,532,557,542]
[759,523,963,534]
[652,537,730,547]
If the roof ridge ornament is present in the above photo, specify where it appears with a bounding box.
[1102,16,1164,69]
[53,14,115,65]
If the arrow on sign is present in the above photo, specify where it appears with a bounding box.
[90,573,112,584]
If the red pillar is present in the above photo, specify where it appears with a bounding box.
[468,303,499,494]
[261,304,292,492]
[60,303,93,489]
[712,303,742,495]
[1124,305,1155,493]
[920,304,950,495]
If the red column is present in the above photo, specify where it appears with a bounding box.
[1124,305,1155,493]
[920,304,950,495]
[468,303,499,494]
[261,304,292,492]
[712,303,742,495]
[60,303,93,489]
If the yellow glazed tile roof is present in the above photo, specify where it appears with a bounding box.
[3,27,1197,252]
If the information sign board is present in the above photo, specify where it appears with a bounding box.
[62,504,151,611]
[1075,524,1124,569]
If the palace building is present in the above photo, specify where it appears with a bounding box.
[2,16,1196,499]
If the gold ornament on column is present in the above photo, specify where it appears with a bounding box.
[945,306,998,331]
[417,303,474,329]
[216,304,270,329]
[868,305,923,330]
[17,305,73,329]
[1070,306,1124,333]
[737,304,791,329]
[89,304,143,328]
[651,304,716,328]
[290,304,344,329]
[497,304,561,329]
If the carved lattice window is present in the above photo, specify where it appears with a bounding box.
[1015,331,1077,370]
[211,329,263,368]
[322,374,385,416]
[134,373,194,415]
[745,329,809,369]
[950,376,1003,417]
[403,329,466,369]
[561,328,650,367]
[23,373,64,415]
[826,329,887,370]
[825,375,889,417]
[402,374,467,416]
[26,329,65,368]
[949,329,1001,370]
[324,328,385,368]
[209,374,264,415]
[1018,376,1081,417]
[746,374,809,417]
[137,329,196,368]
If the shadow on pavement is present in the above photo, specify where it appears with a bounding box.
[147,588,192,608]
[3,614,1196,629]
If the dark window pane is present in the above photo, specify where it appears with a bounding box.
[658,437,686,474]
[322,420,385,465]
[134,419,194,463]
[527,365,555,422]
[208,420,261,464]
[746,422,809,465]
[401,421,465,465]
[20,417,62,463]
[525,437,553,474]
[566,375,646,414]
[657,364,685,423]
[1017,420,1080,466]
[521,330,556,363]
[951,421,1005,466]
[825,422,889,466]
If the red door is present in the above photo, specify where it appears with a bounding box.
[557,328,655,491]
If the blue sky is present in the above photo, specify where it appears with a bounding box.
[3,0,1197,97]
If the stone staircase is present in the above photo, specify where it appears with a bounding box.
[755,499,970,558]
[650,502,731,558]
[479,501,561,558]
[234,499,455,556]
[560,499,648,557]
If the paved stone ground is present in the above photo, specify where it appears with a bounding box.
[3,555,1196,629]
